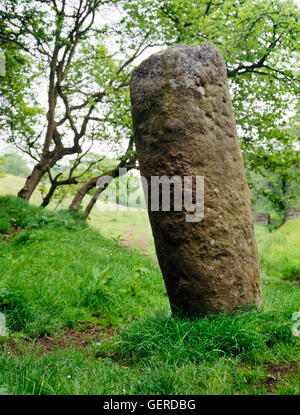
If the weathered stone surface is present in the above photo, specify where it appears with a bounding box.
[130,43,262,316]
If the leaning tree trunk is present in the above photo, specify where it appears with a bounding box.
[18,153,62,201]
[40,176,79,208]
[69,150,137,213]
[69,176,98,210]
[40,181,59,208]
[130,43,262,317]
[83,182,109,219]
[18,163,47,201]
[83,164,137,219]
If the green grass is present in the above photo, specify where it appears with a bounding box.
[0,209,10,233]
[0,174,156,257]
[116,310,296,366]
[0,196,165,336]
[258,219,300,282]
[0,192,299,395]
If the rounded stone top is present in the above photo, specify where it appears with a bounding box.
[130,43,227,108]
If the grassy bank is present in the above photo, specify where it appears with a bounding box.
[259,219,300,282]
[0,195,299,395]
[0,174,156,257]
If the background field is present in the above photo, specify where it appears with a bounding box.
[0,174,155,256]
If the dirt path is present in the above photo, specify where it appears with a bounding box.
[1,324,119,355]
[120,226,149,255]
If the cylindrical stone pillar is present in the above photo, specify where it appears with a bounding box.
[130,43,262,317]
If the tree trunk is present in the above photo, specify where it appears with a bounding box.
[40,181,58,208]
[69,176,98,210]
[69,152,137,212]
[18,154,62,201]
[83,184,108,219]
[82,162,137,219]
[82,170,118,219]
[18,139,81,202]
[40,176,78,209]
[18,163,47,201]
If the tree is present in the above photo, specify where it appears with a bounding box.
[248,148,300,218]
[0,0,152,201]
[247,103,300,218]
[69,136,137,217]
[39,150,105,208]
[122,0,299,170]
[0,16,42,163]
[2,0,298,212]
[82,157,136,218]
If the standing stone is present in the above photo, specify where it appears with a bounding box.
[130,43,262,317]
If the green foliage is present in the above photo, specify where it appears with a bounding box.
[123,0,299,171]
[0,0,133,169]
[0,41,43,154]
[259,218,300,281]
[246,105,300,217]
[0,196,164,335]
[117,308,297,365]
[0,153,31,177]
[249,165,300,219]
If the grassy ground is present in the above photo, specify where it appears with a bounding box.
[0,179,299,395]
[0,174,156,257]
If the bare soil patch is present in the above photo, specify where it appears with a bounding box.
[120,227,149,255]
[1,324,119,355]
[264,362,298,393]
[0,226,23,241]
